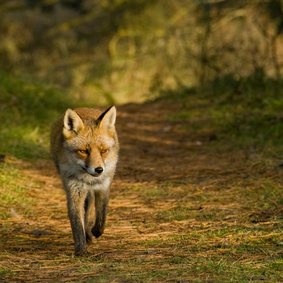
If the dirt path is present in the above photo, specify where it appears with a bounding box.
[0,101,282,282]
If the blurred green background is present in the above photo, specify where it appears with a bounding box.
[1,0,283,159]
[1,0,283,103]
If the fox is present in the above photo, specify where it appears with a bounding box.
[50,106,119,256]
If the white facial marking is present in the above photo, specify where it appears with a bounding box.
[77,159,85,167]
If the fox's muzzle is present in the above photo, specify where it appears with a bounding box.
[83,166,104,177]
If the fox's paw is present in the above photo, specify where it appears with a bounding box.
[74,243,88,256]
[74,247,89,256]
[91,226,104,238]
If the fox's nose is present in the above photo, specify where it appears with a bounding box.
[95,167,103,174]
[85,166,103,176]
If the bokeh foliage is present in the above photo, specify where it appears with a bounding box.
[0,0,282,103]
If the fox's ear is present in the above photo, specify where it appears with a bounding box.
[63,109,84,138]
[98,106,116,130]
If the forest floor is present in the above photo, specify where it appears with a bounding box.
[0,98,283,282]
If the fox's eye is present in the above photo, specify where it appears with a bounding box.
[77,149,88,155]
[101,148,109,155]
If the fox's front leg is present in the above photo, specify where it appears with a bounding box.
[65,184,88,256]
[92,190,109,238]
[85,191,95,244]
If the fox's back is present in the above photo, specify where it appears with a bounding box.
[71,108,102,121]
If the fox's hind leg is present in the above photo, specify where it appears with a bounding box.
[92,190,109,238]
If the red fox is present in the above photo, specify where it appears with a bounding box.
[50,106,119,256]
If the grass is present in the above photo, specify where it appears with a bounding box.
[165,75,283,155]
[133,226,282,281]
[0,71,74,159]
[0,72,282,282]
[0,163,33,219]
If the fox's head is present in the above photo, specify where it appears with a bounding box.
[61,106,119,184]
